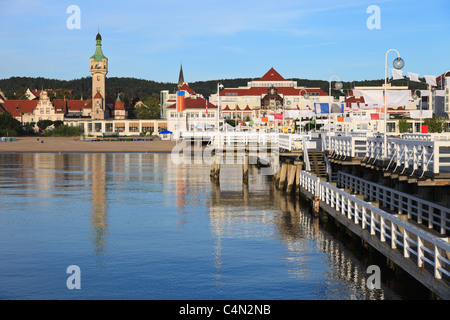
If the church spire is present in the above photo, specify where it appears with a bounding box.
[178,63,184,88]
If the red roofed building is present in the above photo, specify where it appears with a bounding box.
[160,63,206,120]
[209,67,328,125]
[166,94,218,132]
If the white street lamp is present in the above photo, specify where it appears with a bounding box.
[217,83,223,134]
[384,49,404,160]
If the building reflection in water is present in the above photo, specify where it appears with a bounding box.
[89,153,108,261]
[207,166,396,300]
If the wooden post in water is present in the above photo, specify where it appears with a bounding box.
[214,155,222,181]
[295,160,302,195]
[243,151,249,183]
[210,155,216,178]
[286,161,297,193]
[278,160,288,190]
[312,196,320,217]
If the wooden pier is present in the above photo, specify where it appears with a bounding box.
[180,131,450,299]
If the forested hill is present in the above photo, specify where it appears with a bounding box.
[0,76,428,100]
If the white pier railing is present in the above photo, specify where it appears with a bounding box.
[299,170,450,283]
[326,132,450,176]
[337,171,450,235]
[328,134,370,159]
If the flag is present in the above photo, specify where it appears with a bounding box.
[205,98,208,114]
[274,113,283,120]
[176,90,185,112]
[391,68,403,80]
[424,75,437,86]
[408,72,420,82]
[370,113,379,120]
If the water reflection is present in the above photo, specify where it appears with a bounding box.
[206,168,397,300]
[90,153,108,260]
[0,153,424,299]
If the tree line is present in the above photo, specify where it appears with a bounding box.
[0,75,430,119]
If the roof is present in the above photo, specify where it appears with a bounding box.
[114,99,126,111]
[91,33,107,62]
[178,64,184,86]
[93,92,103,99]
[167,96,217,110]
[2,100,38,117]
[67,99,92,110]
[436,71,450,88]
[52,99,67,113]
[178,83,196,95]
[258,67,286,81]
[220,87,326,97]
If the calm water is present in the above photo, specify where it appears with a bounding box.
[0,153,426,300]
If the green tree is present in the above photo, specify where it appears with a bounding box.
[398,119,410,133]
[423,116,446,133]
[0,111,24,136]
[37,119,54,131]
[135,94,161,119]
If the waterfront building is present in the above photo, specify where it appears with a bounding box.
[209,67,328,131]
[166,83,218,133]
[160,64,206,120]
[0,32,127,127]
[418,71,450,119]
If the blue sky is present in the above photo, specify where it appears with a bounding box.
[0,0,449,83]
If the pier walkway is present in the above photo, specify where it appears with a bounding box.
[178,130,450,298]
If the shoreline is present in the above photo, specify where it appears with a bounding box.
[0,136,177,153]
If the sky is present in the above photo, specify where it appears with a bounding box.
[0,0,449,84]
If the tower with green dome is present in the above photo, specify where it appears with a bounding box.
[90,32,108,119]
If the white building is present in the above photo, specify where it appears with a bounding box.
[210,67,329,113]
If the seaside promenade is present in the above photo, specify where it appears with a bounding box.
[0,137,176,153]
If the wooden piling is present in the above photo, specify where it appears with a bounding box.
[295,161,302,195]
[243,152,249,183]
[312,196,320,216]
[286,161,297,193]
[278,161,288,190]
[214,155,221,181]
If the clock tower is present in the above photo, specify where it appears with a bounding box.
[90,32,108,119]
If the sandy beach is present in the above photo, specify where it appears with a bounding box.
[0,137,177,153]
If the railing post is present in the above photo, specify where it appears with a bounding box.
[403,230,410,258]
[417,236,424,268]
[391,223,397,249]
[370,210,375,235]
[434,246,442,279]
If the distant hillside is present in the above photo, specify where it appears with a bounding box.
[0,76,428,101]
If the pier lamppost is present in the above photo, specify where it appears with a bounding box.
[216,83,224,135]
[384,49,404,160]
[299,89,310,133]
[328,76,343,151]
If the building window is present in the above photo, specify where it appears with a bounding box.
[40,109,44,114]
[387,122,396,133]
[46,108,50,114]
